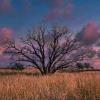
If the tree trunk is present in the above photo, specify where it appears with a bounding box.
[41,67,53,75]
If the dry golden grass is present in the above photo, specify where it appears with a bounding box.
[0,69,99,100]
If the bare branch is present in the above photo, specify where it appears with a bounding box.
[5,26,87,75]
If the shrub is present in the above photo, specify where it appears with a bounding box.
[10,63,25,71]
[76,62,93,70]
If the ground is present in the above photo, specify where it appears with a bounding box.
[0,68,99,100]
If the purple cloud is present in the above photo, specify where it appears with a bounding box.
[43,0,73,22]
[0,0,13,14]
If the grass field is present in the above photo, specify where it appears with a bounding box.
[0,69,99,100]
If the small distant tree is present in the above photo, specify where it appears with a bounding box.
[5,26,86,75]
[76,62,93,70]
[10,62,24,71]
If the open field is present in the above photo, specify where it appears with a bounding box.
[0,69,99,100]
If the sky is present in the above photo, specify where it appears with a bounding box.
[0,0,100,34]
[0,0,100,67]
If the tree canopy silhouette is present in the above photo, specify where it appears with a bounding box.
[5,26,86,75]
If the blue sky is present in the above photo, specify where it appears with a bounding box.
[0,0,100,35]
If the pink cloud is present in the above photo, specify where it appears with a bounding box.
[83,21,100,40]
[83,22,96,40]
[78,21,100,45]
[43,0,73,22]
[0,0,13,13]
[0,28,13,55]
[0,28,13,39]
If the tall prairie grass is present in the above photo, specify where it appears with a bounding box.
[0,69,99,100]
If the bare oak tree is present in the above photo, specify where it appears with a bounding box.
[5,26,86,75]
